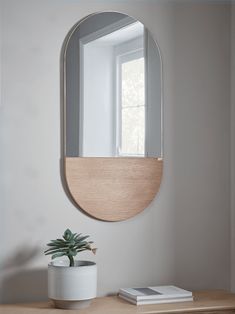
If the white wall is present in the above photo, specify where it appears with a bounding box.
[0,0,231,303]
[172,3,231,290]
[231,2,235,292]
[83,44,114,156]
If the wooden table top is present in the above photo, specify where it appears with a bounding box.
[1,290,235,314]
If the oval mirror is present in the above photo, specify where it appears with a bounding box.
[63,12,163,221]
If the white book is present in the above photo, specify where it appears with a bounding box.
[119,285,193,302]
[119,294,194,305]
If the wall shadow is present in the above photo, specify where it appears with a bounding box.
[0,247,40,272]
[0,246,48,304]
[1,268,48,304]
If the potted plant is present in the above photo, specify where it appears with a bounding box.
[44,228,97,309]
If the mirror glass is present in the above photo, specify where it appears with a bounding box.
[65,12,162,158]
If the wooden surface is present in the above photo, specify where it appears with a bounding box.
[1,291,235,314]
[65,157,163,221]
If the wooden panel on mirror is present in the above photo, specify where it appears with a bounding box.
[65,158,163,221]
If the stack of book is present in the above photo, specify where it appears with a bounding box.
[119,285,193,305]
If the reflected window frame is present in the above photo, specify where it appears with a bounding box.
[114,39,146,157]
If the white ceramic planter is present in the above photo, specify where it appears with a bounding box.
[48,260,97,309]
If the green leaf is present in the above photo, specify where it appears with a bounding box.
[47,242,67,247]
[45,245,68,251]
[46,242,60,247]
[68,240,76,246]
[63,229,72,241]
[51,252,66,259]
[51,242,65,247]
[74,241,88,247]
[48,239,65,244]
[76,248,90,253]
[69,249,77,256]
[75,235,90,242]
[50,240,66,245]
[74,233,82,240]
[70,233,77,241]
[44,248,68,255]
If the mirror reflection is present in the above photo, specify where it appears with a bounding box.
[65,12,162,158]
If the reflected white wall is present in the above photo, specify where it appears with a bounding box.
[83,44,114,156]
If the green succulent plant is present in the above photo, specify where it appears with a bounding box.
[44,228,96,267]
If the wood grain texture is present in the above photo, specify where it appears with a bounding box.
[64,157,163,221]
[1,291,235,314]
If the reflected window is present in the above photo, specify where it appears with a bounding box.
[65,11,162,159]
[117,52,145,156]
[79,18,146,157]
